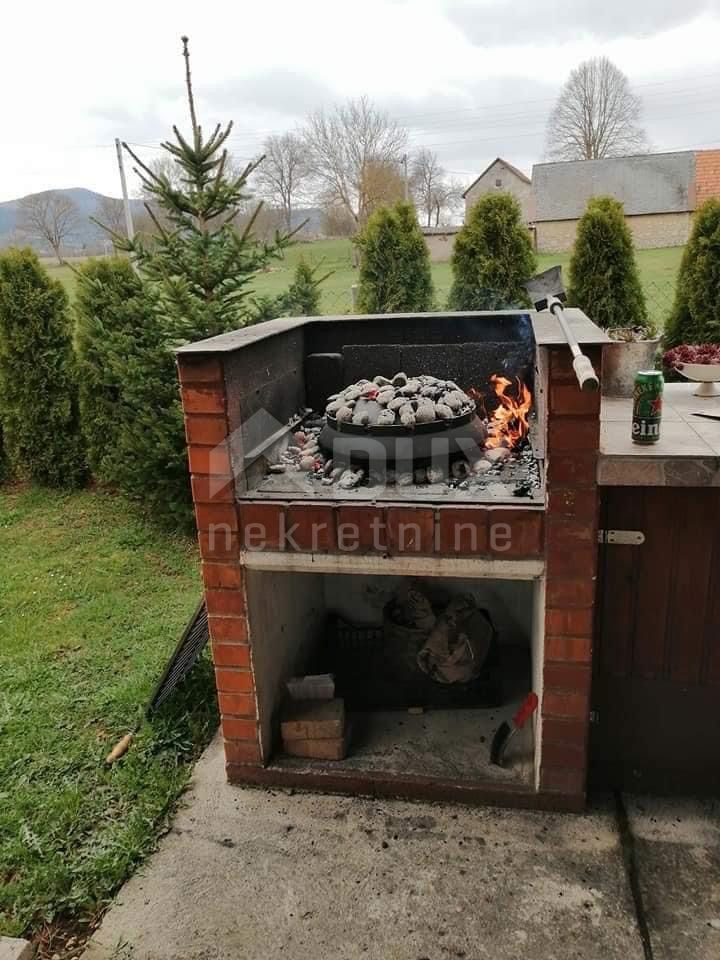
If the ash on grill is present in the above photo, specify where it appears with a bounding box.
[267,372,541,497]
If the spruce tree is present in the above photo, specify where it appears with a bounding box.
[0,248,86,486]
[252,257,331,322]
[97,38,295,527]
[356,201,434,313]
[116,37,291,341]
[568,196,652,336]
[448,193,536,310]
[664,198,720,348]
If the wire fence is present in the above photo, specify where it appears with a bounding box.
[316,277,678,329]
[642,279,676,331]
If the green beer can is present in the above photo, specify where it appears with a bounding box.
[632,370,664,444]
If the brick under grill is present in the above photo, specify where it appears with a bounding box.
[176,309,607,810]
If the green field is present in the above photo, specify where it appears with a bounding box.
[202,238,685,325]
[46,240,683,327]
[0,486,217,946]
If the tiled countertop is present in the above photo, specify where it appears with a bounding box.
[598,383,720,486]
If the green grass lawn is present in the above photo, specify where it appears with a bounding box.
[49,239,683,326]
[247,238,684,325]
[0,486,217,948]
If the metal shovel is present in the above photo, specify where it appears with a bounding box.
[524,266,600,392]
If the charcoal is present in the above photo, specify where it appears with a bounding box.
[300,455,316,470]
[413,467,428,484]
[435,403,453,420]
[338,468,364,489]
[415,402,436,424]
[376,409,396,425]
[451,460,470,480]
[335,406,353,422]
[485,447,510,463]
[269,463,286,473]
[392,372,408,387]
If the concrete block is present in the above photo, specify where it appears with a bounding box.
[0,938,34,960]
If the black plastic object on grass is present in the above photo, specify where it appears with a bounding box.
[105,600,209,763]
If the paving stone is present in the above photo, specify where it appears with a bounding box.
[0,938,34,960]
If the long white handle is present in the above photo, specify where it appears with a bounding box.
[549,300,599,392]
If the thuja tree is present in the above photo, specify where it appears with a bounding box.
[73,257,156,485]
[0,248,86,486]
[568,196,652,336]
[356,201,434,313]
[101,38,294,526]
[448,193,536,310]
[664,198,720,348]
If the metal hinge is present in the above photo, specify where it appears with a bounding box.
[597,529,645,546]
[589,710,600,725]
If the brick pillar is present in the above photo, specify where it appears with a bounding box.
[540,347,601,801]
[177,354,263,772]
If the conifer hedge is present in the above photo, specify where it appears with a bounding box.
[448,193,536,310]
[74,257,155,485]
[568,196,652,336]
[664,198,720,348]
[356,201,434,313]
[0,248,86,486]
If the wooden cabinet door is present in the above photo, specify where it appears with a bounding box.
[591,487,720,793]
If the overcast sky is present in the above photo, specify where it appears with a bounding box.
[2,0,720,202]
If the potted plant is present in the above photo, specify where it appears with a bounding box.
[568,196,658,396]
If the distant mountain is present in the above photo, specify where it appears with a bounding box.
[0,188,145,253]
[0,188,325,253]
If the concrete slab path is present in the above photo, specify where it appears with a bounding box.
[82,737,717,960]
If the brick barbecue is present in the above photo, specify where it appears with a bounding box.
[176,309,608,811]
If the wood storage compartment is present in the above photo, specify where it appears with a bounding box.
[243,562,546,802]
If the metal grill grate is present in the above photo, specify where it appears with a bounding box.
[146,601,209,715]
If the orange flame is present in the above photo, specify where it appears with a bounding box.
[477,375,532,450]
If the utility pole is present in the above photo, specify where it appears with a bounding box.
[402,153,409,201]
[115,138,135,241]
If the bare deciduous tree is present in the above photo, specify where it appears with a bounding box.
[302,96,407,228]
[17,191,81,263]
[96,195,127,239]
[546,57,647,161]
[411,148,446,227]
[411,150,463,226]
[254,133,310,232]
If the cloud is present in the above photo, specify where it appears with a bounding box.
[209,69,336,120]
[445,0,719,45]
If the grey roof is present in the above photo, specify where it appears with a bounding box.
[532,151,696,222]
[462,157,531,198]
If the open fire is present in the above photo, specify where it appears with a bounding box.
[474,376,533,451]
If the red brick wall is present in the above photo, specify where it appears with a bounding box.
[177,355,263,772]
[695,150,720,207]
[540,347,601,800]
[237,501,544,559]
